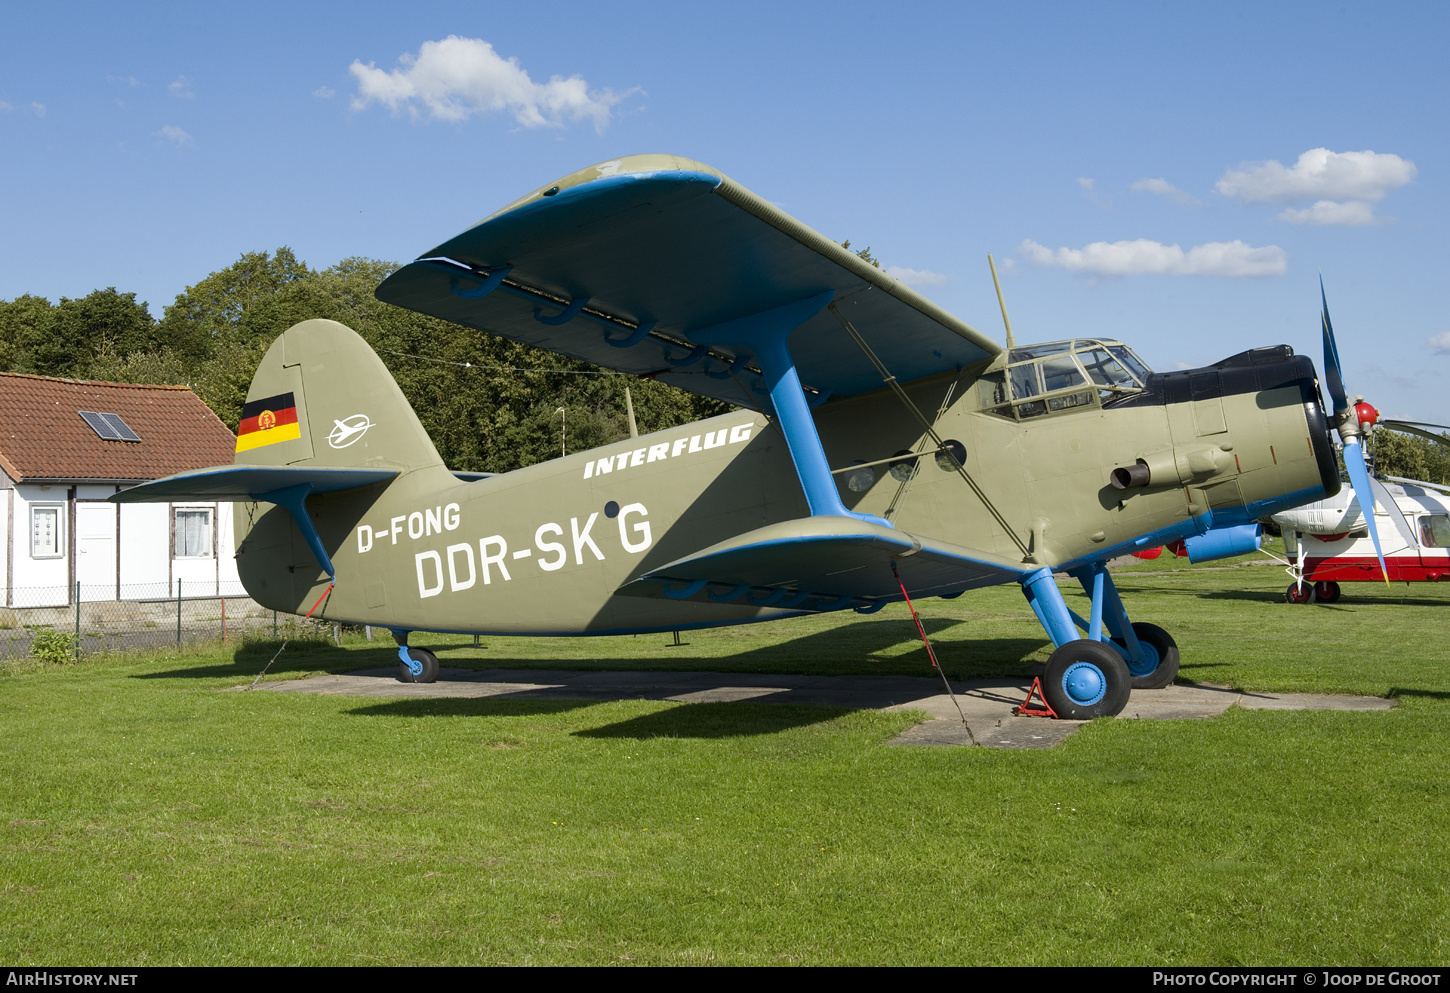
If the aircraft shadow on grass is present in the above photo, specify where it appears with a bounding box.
[1388,687,1450,702]
[136,619,1047,707]
[344,697,850,739]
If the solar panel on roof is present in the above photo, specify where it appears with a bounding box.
[79,410,141,442]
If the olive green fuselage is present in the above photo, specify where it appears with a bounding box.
[236,360,1330,635]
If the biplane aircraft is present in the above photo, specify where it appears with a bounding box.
[113,154,1345,719]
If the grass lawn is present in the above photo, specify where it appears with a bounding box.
[2,560,1447,966]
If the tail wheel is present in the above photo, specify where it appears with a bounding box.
[1285,583,1315,605]
[1113,622,1180,690]
[1041,640,1132,720]
[1313,580,1342,604]
[397,647,439,684]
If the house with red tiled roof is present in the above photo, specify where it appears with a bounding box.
[0,373,241,607]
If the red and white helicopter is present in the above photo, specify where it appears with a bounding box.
[1273,420,1450,604]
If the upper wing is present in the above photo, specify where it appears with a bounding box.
[376,154,1002,410]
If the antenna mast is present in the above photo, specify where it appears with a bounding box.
[988,254,1016,349]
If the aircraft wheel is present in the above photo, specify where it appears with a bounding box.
[1114,622,1180,690]
[1313,581,1342,604]
[397,647,439,684]
[1285,583,1315,605]
[1041,640,1132,720]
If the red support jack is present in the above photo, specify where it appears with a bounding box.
[1015,677,1059,718]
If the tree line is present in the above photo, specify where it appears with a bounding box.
[1,247,1446,483]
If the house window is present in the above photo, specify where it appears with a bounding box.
[30,505,63,559]
[175,508,213,558]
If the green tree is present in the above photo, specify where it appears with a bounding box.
[0,294,56,372]
[839,240,880,268]
[157,248,312,360]
[33,288,155,377]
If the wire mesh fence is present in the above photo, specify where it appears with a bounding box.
[0,582,285,658]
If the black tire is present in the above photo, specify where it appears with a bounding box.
[396,647,439,684]
[1285,583,1315,605]
[1114,622,1180,690]
[1041,640,1132,720]
[1313,580,1341,604]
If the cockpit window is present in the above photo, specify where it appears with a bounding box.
[987,338,1150,420]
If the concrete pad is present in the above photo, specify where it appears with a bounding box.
[240,667,1393,749]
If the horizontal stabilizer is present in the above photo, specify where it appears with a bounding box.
[110,464,398,503]
[616,516,1027,611]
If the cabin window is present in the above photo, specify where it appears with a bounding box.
[175,508,213,558]
[30,505,63,559]
[1419,515,1450,549]
[986,339,1150,421]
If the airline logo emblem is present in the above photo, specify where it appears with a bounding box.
[328,414,374,449]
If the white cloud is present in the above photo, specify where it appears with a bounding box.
[886,266,948,288]
[0,100,11,113]
[313,86,335,99]
[1131,177,1201,207]
[1020,238,1286,278]
[30,102,46,118]
[1216,148,1415,204]
[154,124,193,148]
[106,75,143,87]
[1276,200,1379,226]
[1427,332,1450,356]
[168,76,194,99]
[348,35,633,132]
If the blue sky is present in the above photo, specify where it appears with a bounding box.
[3,1,1446,421]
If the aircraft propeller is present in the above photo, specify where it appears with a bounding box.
[1317,277,1450,585]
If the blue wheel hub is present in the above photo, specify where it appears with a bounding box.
[1061,661,1107,706]
[1124,642,1160,678]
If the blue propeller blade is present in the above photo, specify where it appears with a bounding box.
[1320,275,1348,414]
[1342,439,1389,584]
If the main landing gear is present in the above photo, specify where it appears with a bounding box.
[1284,580,1340,604]
[1020,563,1181,719]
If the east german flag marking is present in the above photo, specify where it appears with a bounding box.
[236,392,301,452]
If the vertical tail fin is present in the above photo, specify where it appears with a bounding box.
[234,319,443,472]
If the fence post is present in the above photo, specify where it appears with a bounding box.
[75,581,81,660]
[221,596,227,642]
[176,578,182,646]
[273,610,278,639]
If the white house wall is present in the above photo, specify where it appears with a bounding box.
[3,485,242,604]
[11,483,71,606]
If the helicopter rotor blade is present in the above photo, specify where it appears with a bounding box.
[1379,419,1450,447]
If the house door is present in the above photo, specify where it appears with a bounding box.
[76,503,117,601]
